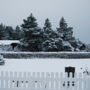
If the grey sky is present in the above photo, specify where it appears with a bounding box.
[0,0,90,44]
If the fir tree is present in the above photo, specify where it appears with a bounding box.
[20,13,43,51]
[13,26,21,40]
[59,17,68,30]
[43,18,58,39]
[0,24,6,40]
[21,13,38,29]
[57,17,73,41]
[42,18,61,51]
[43,18,52,32]
[5,26,14,40]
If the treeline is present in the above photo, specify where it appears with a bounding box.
[0,24,22,40]
[0,13,86,52]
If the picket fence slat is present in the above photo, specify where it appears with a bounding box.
[0,71,90,90]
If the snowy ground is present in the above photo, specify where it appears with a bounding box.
[0,58,90,73]
[0,40,20,52]
[0,40,19,45]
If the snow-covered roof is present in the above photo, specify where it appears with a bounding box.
[0,40,20,45]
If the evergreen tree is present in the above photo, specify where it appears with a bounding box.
[43,18,52,35]
[43,18,58,39]
[43,18,52,32]
[5,26,14,40]
[21,13,38,29]
[42,38,63,51]
[42,18,61,51]
[20,13,43,51]
[60,17,68,30]
[0,24,15,40]
[13,26,21,40]
[57,17,73,41]
[0,24,6,40]
[43,18,51,40]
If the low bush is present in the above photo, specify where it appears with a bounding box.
[0,52,90,59]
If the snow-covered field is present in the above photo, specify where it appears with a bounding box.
[0,58,90,73]
[0,40,90,74]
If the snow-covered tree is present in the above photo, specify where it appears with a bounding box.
[20,13,43,51]
[13,26,22,40]
[43,18,59,39]
[42,37,64,51]
[57,17,73,41]
[43,18,53,40]
[42,18,61,51]
[57,17,86,51]
[69,37,86,51]
[42,39,58,51]
[21,13,38,29]
[43,18,52,32]
[0,15,86,52]
[62,41,74,51]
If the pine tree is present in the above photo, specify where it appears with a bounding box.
[21,13,38,29]
[42,18,61,51]
[13,26,21,40]
[43,18,52,32]
[5,26,14,40]
[20,13,43,51]
[57,17,73,41]
[43,18,58,39]
[60,17,68,30]
[21,13,39,40]
[0,24,6,40]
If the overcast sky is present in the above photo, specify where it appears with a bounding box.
[0,0,90,44]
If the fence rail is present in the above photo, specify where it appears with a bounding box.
[0,71,90,90]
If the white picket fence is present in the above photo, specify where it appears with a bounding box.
[0,71,90,90]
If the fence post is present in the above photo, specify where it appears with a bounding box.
[46,72,50,89]
[85,75,90,90]
[50,72,54,89]
[83,73,87,90]
[41,72,45,89]
[78,73,83,90]
[18,72,22,89]
[23,72,27,89]
[13,72,18,89]
[60,72,63,90]
[9,71,13,89]
[87,77,90,90]
[5,71,9,89]
[64,72,68,90]
[69,72,73,90]
[27,72,31,89]
[0,71,4,89]
[36,72,40,89]
[55,72,59,90]
[73,73,77,90]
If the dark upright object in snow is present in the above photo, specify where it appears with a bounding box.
[11,43,19,50]
[65,67,75,78]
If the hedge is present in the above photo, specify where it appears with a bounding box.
[0,52,90,59]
